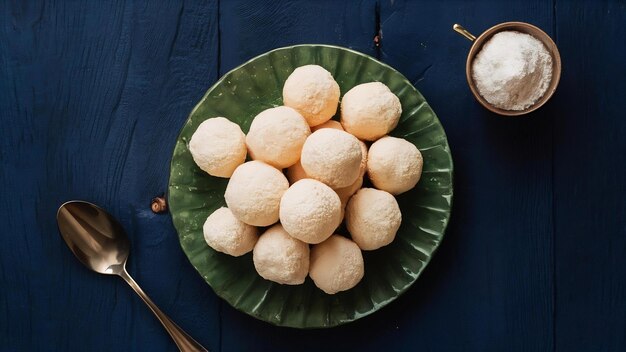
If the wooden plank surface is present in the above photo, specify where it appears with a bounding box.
[0,1,221,351]
[1,0,625,351]
[218,0,378,75]
[553,1,626,350]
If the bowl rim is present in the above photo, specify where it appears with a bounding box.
[465,21,562,116]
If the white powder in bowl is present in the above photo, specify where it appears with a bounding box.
[472,31,553,111]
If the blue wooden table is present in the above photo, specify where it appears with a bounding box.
[2,1,625,351]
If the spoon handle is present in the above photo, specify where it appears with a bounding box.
[453,24,477,42]
[119,269,208,352]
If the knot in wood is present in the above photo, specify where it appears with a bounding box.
[151,196,168,214]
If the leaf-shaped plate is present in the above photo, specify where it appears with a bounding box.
[168,45,453,328]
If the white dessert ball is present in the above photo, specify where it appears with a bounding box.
[286,159,308,184]
[300,129,362,188]
[280,179,342,244]
[335,176,363,222]
[311,119,344,132]
[309,235,364,294]
[224,161,289,226]
[283,65,340,127]
[367,136,423,195]
[357,140,368,178]
[346,188,402,250]
[334,176,363,208]
[253,224,309,285]
[203,207,258,256]
[189,117,247,178]
[340,82,402,141]
[246,106,311,168]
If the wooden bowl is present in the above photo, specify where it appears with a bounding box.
[454,22,561,116]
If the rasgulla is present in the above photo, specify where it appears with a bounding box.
[300,129,362,188]
[283,65,340,127]
[311,119,343,132]
[224,161,289,226]
[309,235,364,294]
[334,176,363,208]
[279,179,342,244]
[334,176,363,222]
[286,160,308,184]
[367,136,423,195]
[203,207,258,257]
[253,224,309,285]
[346,188,402,250]
[246,106,311,169]
[340,82,402,141]
[357,140,368,178]
[189,117,247,178]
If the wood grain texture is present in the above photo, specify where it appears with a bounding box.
[0,0,220,351]
[553,1,626,350]
[218,0,378,74]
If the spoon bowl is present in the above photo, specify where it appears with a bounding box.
[57,201,129,275]
[57,200,207,352]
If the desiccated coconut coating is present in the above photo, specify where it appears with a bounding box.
[367,136,423,195]
[189,117,247,178]
[335,176,363,208]
[340,82,402,141]
[286,159,308,184]
[346,188,402,250]
[311,119,344,132]
[300,129,362,188]
[253,224,310,285]
[203,207,258,256]
[279,179,342,244]
[286,129,360,186]
[283,65,340,127]
[309,235,364,294]
[246,106,311,169]
[335,176,363,223]
[357,140,368,178]
[224,161,289,226]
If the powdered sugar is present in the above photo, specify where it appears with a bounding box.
[472,31,553,111]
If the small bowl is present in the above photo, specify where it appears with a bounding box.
[454,22,561,116]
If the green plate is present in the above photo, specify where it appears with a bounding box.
[168,45,453,328]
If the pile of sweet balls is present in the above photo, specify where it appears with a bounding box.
[189,65,423,294]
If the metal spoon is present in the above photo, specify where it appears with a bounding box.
[57,200,207,352]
